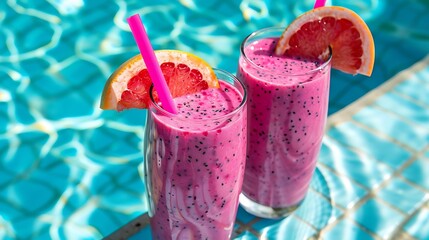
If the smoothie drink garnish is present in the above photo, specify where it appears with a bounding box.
[238,6,375,218]
[100,14,247,239]
[239,36,330,209]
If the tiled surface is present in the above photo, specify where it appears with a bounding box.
[402,158,429,191]
[1,0,429,239]
[404,208,429,240]
[350,198,405,238]
[316,166,367,209]
[377,178,428,214]
[326,122,412,170]
[323,219,375,240]
[252,215,317,240]
[319,137,393,189]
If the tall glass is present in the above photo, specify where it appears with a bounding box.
[237,27,331,218]
[144,69,247,239]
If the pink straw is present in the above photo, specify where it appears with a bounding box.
[127,14,178,114]
[313,0,326,8]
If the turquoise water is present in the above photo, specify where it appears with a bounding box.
[1,0,429,239]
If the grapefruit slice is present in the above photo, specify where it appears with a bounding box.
[100,50,219,111]
[275,6,375,76]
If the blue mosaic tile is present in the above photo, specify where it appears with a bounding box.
[2,140,41,174]
[415,12,429,31]
[36,155,71,181]
[13,96,35,125]
[20,58,50,79]
[327,122,411,170]
[320,137,393,189]
[353,105,428,151]
[55,222,103,240]
[377,178,428,214]
[388,1,421,27]
[84,127,142,157]
[332,206,344,220]
[0,179,57,214]
[394,72,429,106]
[323,219,375,240]
[0,200,22,221]
[402,158,429,191]
[425,150,429,159]
[0,67,20,92]
[328,71,365,114]
[32,230,51,240]
[63,60,102,88]
[403,208,429,240]
[233,231,259,240]
[251,218,282,231]
[316,166,367,209]
[9,218,50,239]
[39,91,95,120]
[101,109,147,127]
[0,232,13,240]
[0,169,13,187]
[295,190,335,230]
[380,40,422,74]
[26,76,55,104]
[45,41,76,62]
[236,206,257,224]
[331,76,372,114]
[50,129,75,149]
[350,198,405,238]
[374,92,429,126]
[0,112,7,134]
[371,32,428,81]
[7,17,54,53]
[0,31,7,54]
[252,215,316,240]
[310,167,331,199]
[98,186,147,213]
[87,208,138,237]
[0,216,12,239]
[415,66,429,80]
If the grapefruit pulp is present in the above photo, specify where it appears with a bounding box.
[275,6,375,76]
[100,50,218,111]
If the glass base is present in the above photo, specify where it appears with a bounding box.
[239,193,303,219]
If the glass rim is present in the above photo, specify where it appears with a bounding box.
[148,68,247,122]
[240,26,332,77]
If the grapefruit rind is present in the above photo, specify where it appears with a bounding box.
[275,6,375,76]
[100,50,218,110]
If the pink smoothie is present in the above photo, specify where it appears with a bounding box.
[238,37,330,208]
[145,81,247,239]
